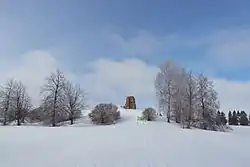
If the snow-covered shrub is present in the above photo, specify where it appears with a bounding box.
[142,107,157,121]
[215,125,233,132]
[27,106,79,126]
[88,103,120,125]
[191,118,233,132]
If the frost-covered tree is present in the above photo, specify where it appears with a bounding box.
[155,60,178,123]
[196,74,219,130]
[184,70,197,128]
[11,81,32,126]
[41,69,67,127]
[89,103,120,125]
[0,79,15,125]
[142,107,157,121]
[216,111,221,125]
[172,85,185,124]
[155,60,223,131]
[27,106,46,123]
[172,68,186,124]
[62,81,86,124]
[0,79,31,126]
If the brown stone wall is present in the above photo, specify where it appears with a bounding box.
[124,96,136,109]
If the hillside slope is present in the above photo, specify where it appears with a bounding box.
[0,108,249,167]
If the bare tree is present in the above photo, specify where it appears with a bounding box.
[63,81,86,124]
[0,79,15,125]
[184,70,197,128]
[11,81,32,126]
[172,68,187,125]
[41,69,66,127]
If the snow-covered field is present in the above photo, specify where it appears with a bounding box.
[0,108,249,167]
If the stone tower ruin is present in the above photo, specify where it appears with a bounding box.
[124,96,136,109]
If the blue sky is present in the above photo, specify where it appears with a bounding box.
[1,0,250,110]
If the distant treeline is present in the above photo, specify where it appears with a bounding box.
[228,110,249,126]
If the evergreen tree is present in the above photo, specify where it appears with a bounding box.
[239,111,248,126]
[231,110,238,125]
[249,114,250,124]
[228,111,232,125]
[237,110,240,123]
[216,111,221,125]
[220,112,227,125]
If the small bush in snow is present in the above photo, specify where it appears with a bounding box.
[142,107,157,121]
[88,103,120,125]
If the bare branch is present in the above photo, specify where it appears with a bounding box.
[0,79,15,125]
[41,69,67,126]
[63,80,86,124]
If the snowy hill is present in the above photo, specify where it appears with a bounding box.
[0,107,249,167]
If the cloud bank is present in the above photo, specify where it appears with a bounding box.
[1,24,250,113]
[0,50,249,113]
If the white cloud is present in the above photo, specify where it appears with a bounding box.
[66,55,250,113]
[204,28,250,68]
[0,50,159,108]
[80,58,159,107]
[102,27,250,70]
[105,30,177,57]
[1,50,249,114]
[213,78,250,114]
[0,51,59,106]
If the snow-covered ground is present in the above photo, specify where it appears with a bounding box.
[0,107,249,167]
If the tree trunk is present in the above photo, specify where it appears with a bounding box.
[3,93,11,126]
[52,87,58,127]
[17,117,21,126]
[16,109,21,126]
[52,110,56,127]
[70,118,74,125]
[167,95,171,123]
[187,94,192,129]
[21,117,25,123]
[3,109,7,126]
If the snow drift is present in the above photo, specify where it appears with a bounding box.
[0,107,249,167]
